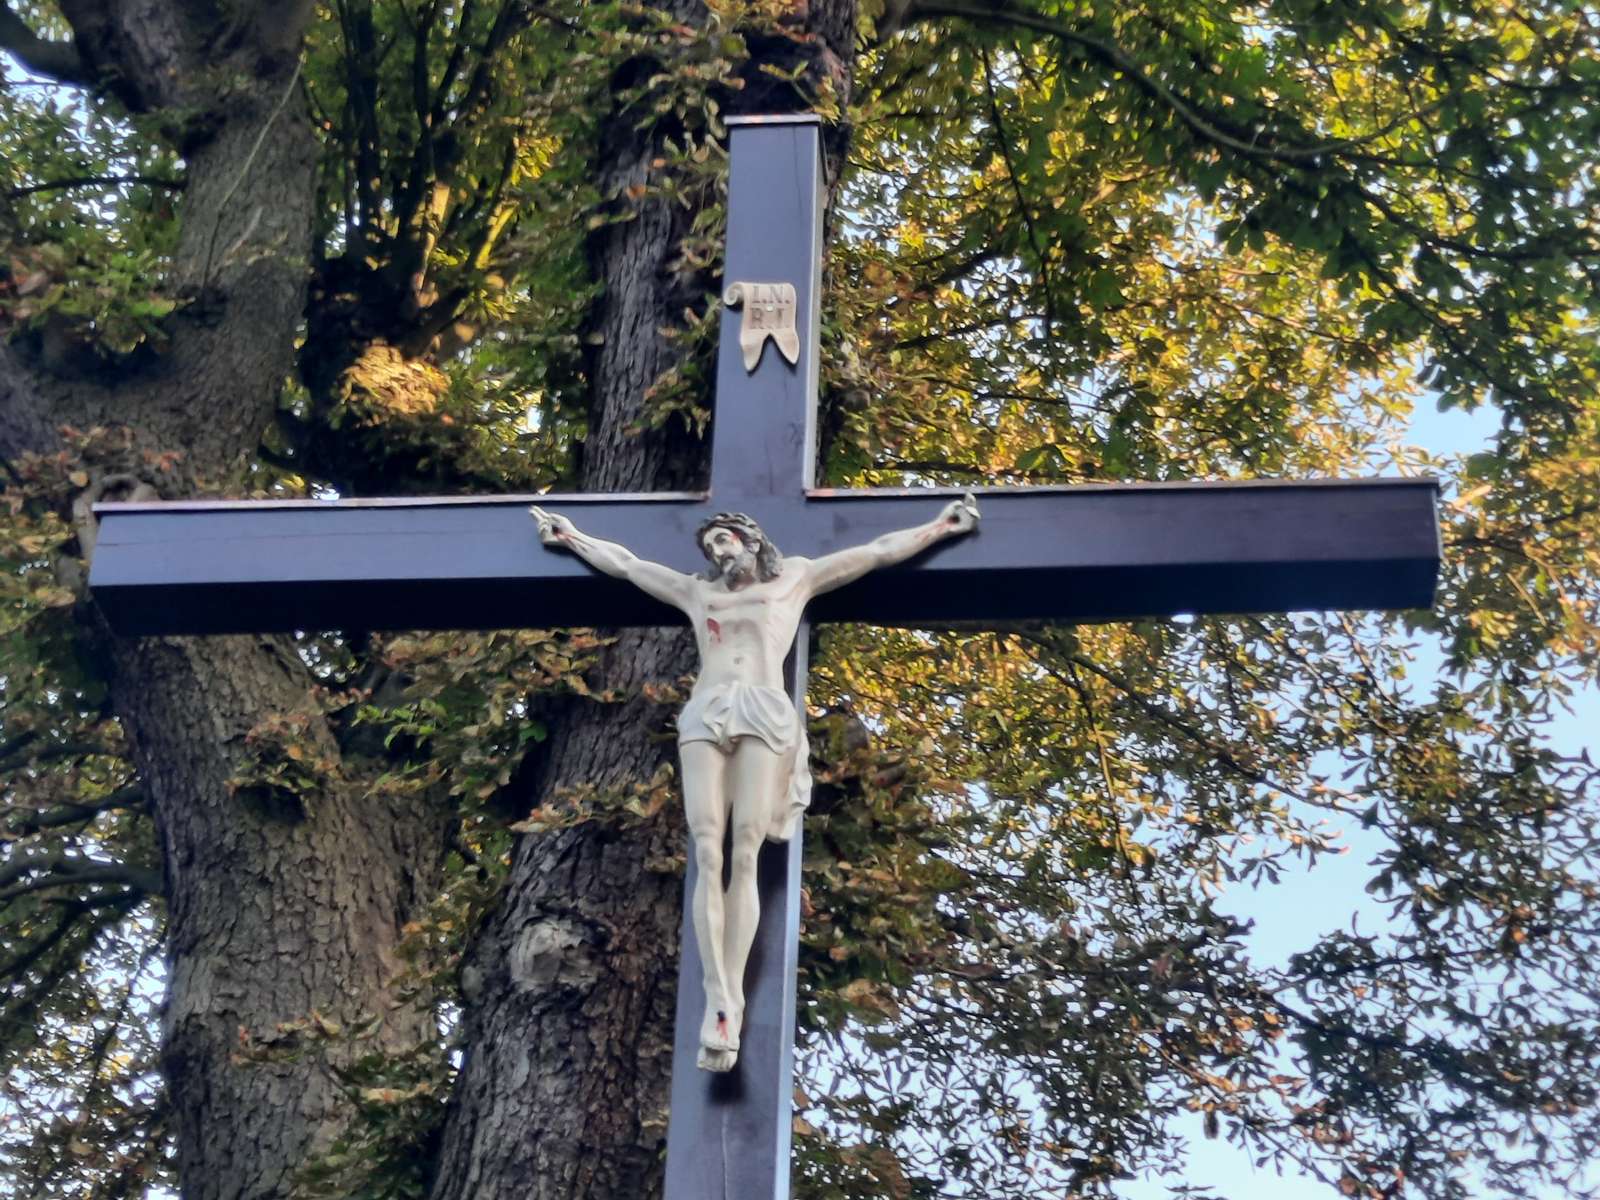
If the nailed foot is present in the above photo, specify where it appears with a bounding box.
[697,1006,742,1072]
[697,1045,739,1072]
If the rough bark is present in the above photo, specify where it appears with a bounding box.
[429,630,693,1200]
[109,634,445,1200]
[0,5,445,1197]
[430,5,860,1197]
[0,5,318,469]
[428,50,708,1194]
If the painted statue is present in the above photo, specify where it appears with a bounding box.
[529,495,980,1070]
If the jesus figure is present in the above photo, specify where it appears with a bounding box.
[530,495,980,1071]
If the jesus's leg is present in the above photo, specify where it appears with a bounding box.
[679,740,738,1070]
[719,737,793,1053]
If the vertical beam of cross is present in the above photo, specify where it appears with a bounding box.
[707,116,824,503]
[662,115,824,1200]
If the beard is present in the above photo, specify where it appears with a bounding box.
[716,547,759,584]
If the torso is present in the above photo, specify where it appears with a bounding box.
[687,560,814,694]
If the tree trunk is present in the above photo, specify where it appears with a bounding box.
[0,8,447,1197]
[109,633,445,1200]
[427,70,706,1200]
[428,629,694,1200]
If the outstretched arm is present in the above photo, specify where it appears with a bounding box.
[806,494,980,597]
[529,507,696,612]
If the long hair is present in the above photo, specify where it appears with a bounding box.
[695,512,783,582]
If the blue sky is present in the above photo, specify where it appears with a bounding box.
[1120,399,1599,1200]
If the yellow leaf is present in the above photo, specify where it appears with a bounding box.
[839,978,900,1018]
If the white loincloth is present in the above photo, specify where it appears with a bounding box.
[677,682,813,843]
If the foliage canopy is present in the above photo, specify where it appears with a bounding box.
[0,0,1596,1197]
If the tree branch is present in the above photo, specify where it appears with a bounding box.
[979,45,1055,336]
[0,730,39,766]
[0,738,112,774]
[5,783,147,837]
[3,173,184,199]
[0,864,160,901]
[431,0,479,125]
[0,890,135,983]
[448,0,540,136]
[0,893,140,1053]
[0,3,93,87]
[0,850,161,898]
[913,0,1423,167]
[342,0,384,244]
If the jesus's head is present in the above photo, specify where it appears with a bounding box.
[696,512,783,585]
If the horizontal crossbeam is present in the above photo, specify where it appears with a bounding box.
[90,477,1438,636]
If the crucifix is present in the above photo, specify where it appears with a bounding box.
[88,114,1439,1199]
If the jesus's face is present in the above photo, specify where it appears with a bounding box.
[701,526,759,586]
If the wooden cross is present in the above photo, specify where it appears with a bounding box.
[89,114,1438,1200]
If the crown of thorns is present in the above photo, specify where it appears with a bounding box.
[695,512,783,581]
[695,512,765,553]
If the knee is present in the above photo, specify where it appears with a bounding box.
[728,831,762,879]
[692,837,724,877]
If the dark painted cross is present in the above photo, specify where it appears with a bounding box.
[88,114,1439,1199]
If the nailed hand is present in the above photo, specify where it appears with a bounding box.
[528,506,575,545]
[940,492,980,534]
